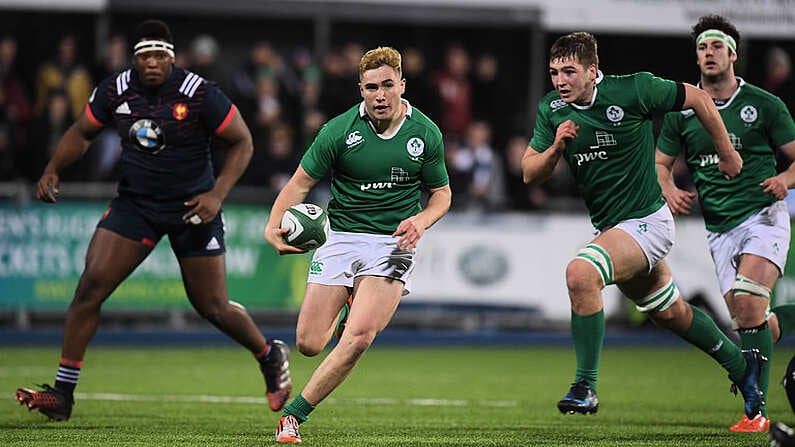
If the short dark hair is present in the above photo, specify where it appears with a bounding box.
[132,19,173,44]
[549,32,599,69]
[691,15,740,53]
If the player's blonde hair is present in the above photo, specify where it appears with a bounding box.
[359,46,402,79]
[549,32,599,69]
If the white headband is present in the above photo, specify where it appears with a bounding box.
[134,40,175,57]
[696,29,737,54]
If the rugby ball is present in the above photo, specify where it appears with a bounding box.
[281,203,330,250]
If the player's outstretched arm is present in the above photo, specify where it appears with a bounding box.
[36,109,102,203]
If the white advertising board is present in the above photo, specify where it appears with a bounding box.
[408,213,729,326]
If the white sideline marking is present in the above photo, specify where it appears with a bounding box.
[6,391,516,408]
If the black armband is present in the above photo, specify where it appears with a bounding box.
[672,83,686,111]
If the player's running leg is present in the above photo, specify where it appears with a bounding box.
[180,254,292,411]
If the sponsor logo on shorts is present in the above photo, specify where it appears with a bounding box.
[206,237,220,250]
[310,260,323,274]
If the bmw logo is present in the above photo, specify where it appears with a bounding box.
[129,119,166,153]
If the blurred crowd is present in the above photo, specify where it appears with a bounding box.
[1,32,794,213]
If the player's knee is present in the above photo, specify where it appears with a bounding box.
[193,299,225,325]
[567,244,613,293]
[295,339,324,357]
[566,258,603,295]
[73,273,113,305]
[295,329,326,356]
[731,275,771,328]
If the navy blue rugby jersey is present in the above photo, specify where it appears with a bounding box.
[86,66,236,203]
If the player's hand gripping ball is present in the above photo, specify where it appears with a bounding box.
[281,203,330,250]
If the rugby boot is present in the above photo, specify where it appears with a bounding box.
[15,384,73,421]
[730,349,766,419]
[729,413,770,432]
[262,339,292,411]
[275,414,302,443]
[557,378,599,414]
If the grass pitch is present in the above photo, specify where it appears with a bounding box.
[1,344,793,446]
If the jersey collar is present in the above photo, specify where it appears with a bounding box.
[569,70,603,111]
[697,76,746,110]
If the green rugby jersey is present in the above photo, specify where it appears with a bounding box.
[658,78,795,233]
[301,100,449,234]
[530,72,679,229]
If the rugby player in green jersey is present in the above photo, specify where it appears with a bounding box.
[264,46,451,444]
[656,15,795,432]
[522,31,763,422]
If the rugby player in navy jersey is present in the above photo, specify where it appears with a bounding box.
[15,20,291,421]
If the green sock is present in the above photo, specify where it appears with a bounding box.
[682,305,745,382]
[571,309,604,388]
[283,394,315,423]
[773,304,795,341]
[739,323,773,417]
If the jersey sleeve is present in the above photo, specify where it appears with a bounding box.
[85,78,114,126]
[201,82,236,134]
[767,96,795,148]
[528,97,555,152]
[300,123,337,180]
[635,72,679,115]
[656,112,685,157]
[420,123,449,189]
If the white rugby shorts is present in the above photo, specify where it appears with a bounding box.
[307,230,415,295]
[707,200,790,295]
[613,204,675,273]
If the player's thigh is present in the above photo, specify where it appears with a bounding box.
[348,275,404,335]
[296,283,350,338]
[79,227,152,295]
[617,259,673,300]
[737,253,781,290]
[589,227,649,284]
